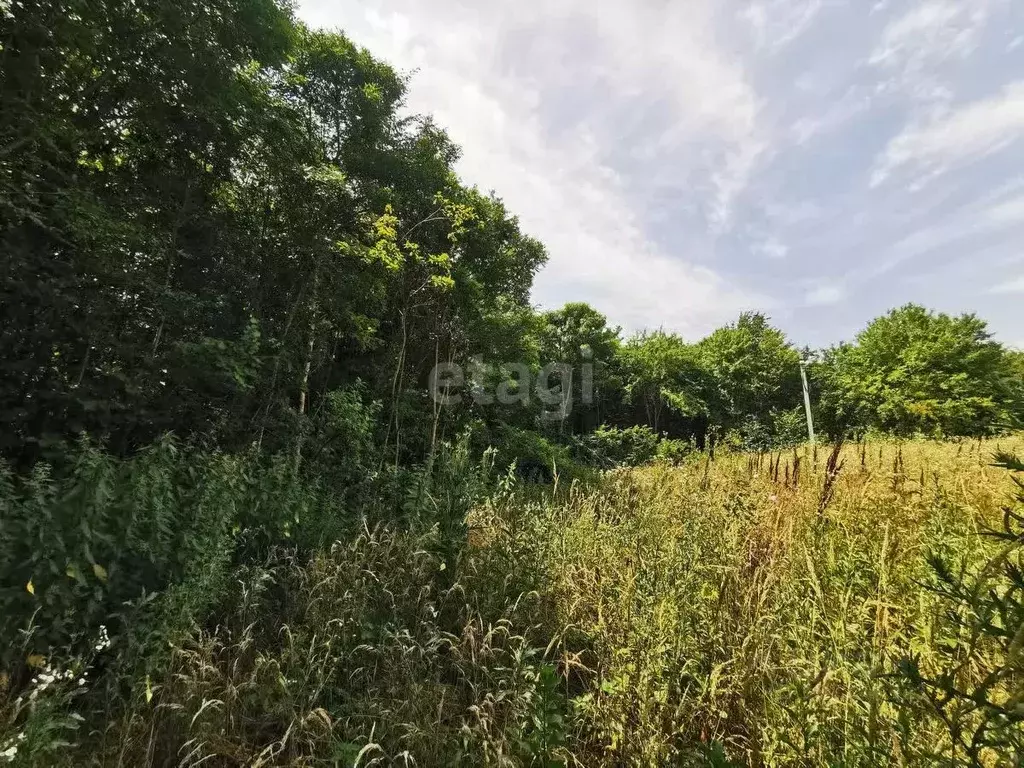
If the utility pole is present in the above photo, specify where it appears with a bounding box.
[799,357,815,447]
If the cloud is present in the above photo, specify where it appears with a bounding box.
[984,194,1024,226]
[870,82,1024,187]
[870,1,997,76]
[990,276,1024,294]
[804,283,845,306]
[740,0,823,52]
[853,181,1024,281]
[753,236,789,260]
[789,88,872,144]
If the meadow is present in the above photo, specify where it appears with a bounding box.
[5,436,1021,766]
[464,437,1024,766]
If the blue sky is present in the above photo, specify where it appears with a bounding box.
[298,0,1024,349]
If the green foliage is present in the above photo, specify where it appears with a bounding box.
[696,312,802,436]
[0,438,237,664]
[654,436,696,464]
[487,424,578,482]
[619,330,706,433]
[725,407,808,452]
[576,424,661,468]
[818,305,1014,438]
[538,303,622,435]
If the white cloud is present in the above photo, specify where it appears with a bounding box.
[984,194,1024,226]
[804,283,845,306]
[869,0,1007,108]
[740,0,823,51]
[857,185,1024,280]
[871,81,1024,187]
[789,87,872,144]
[990,276,1024,294]
[871,1,996,74]
[754,236,790,259]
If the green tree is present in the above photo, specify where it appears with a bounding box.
[819,304,1012,437]
[695,312,802,447]
[538,303,621,435]
[619,331,705,434]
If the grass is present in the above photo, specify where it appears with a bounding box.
[2,436,1022,766]
[469,436,1024,765]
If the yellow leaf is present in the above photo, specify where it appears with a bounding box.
[66,564,80,580]
[26,654,46,669]
[26,580,34,595]
[92,563,108,582]
[145,675,153,703]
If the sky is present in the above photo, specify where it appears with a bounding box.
[297,0,1024,349]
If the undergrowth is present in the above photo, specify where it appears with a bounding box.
[1,437,1022,765]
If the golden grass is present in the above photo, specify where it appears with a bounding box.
[470,436,1024,766]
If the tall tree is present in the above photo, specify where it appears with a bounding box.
[619,331,705,434]
[537,303,621,435]
[818,304,1012,437]
[696,312,801,446]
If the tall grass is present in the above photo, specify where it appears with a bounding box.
[470,437,1024,765]
[1,437,1021,765]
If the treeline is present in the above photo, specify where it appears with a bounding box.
[4,0,1022,483]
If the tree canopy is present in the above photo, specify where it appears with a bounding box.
[2,0,1021,478]
[818,305,1016,438]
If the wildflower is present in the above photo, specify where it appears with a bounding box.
[94,624,111,652]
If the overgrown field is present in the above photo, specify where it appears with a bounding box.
[3,437,1023,766]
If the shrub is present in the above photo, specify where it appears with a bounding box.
[0,437,238,666]
[489,424,581,483]
[655,437,694,464]
[576,424,660,468]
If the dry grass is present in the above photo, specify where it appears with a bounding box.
[470,436,1024,765]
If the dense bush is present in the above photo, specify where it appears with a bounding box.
[0,435,496,766]
[575,424,660,468]
[0,438,240,665]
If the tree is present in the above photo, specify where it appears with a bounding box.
[0,0,294,463]
[537,303,621,435]
[1001,349,1024,430]
[618,331,705,434]
[818,305,1012,437]
[695,312,802,447]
